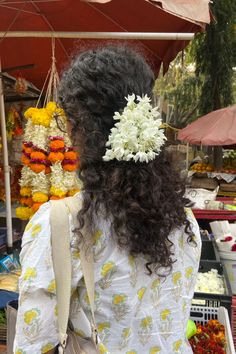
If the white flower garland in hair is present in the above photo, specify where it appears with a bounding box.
[103,94,166,163]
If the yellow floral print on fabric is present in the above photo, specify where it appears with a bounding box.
[98,343,109,354]
[99,261,116,289]
[160,309,173,339]
[74,328,86,337]
[23,267,37,281]
[47,280,56,294]
[15,350,26,354]
[72,249,80,259]
[25,222,33,232]
[112,294,129,321]
[172,271,183,300]
[24,309,40,325]
[41,343,54,353]
[119,327,131,349]
[173,339,182,352]
[135,287,147,316]
[31,224,42,238]
[93,229,103,244]
[139,316,153,345]
[97,322,111,344]
[150,347,161,354]
[150,279,161,307]
[126,351,137,354]
[128,255,138,287]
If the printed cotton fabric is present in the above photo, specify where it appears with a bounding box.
[14,195,201,354]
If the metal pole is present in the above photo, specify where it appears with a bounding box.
[0,60,13,252]
[0,31,195,40]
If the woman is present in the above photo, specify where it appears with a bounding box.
[14,46,201,354]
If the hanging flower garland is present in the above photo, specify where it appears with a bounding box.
[16,102,81,220]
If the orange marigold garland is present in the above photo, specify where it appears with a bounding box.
[16,101,81,220]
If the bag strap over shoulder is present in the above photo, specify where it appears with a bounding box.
[50,195,96,350]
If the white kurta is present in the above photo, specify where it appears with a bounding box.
[14,195,201,354]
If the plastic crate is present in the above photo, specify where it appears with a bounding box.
[201,239,220,262]
[194,261,232,317]
[231,296,236,349]
[190,305,235,354]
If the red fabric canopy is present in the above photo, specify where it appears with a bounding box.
[178,105,236,146]
[0,0,210,89]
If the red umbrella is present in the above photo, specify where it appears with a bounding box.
[0,0,210,88]
[178,105,236,146]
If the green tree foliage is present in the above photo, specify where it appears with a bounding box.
[193,0,236,113]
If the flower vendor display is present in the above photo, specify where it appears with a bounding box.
[16,102,81,220]
[195,269,226,295]
[189,319,226,354]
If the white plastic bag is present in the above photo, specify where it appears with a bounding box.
[185,187,219,209]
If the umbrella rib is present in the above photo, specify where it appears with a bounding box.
[0,1,27,45]
[30,0,69,59]
[0,3,42,15]
[85,2,163,61]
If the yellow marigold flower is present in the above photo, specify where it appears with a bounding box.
[113,294,126,305]
[50,186,67,198]
[23,267,37,281]
[98,343,109,354]
[172,271,182,285]
[68,189,80,197]
[141,316,152,329]
[31,108,51,127]
[150,347,161,354]
[20,187,31,197]
[32,192,48,203]
[41,343,54,353]
[24,309,39,325]
[93,230,102,243]
[185,267,193,279]
[97,322,110,333]
[24,107,39,119]
[16,206,33,220]
[122,328,131,338]
[101,261,115,277]
[173,339,182,351]
[46,101,57,114]
[161,309,170,321]
[137,287,146,301]
[31,224,42,238]
[47,280,56,293]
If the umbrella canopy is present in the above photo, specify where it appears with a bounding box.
[178,105,236,146]
[0,0,210,88]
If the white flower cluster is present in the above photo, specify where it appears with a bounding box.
[50,163,68,193]
[195,269,225,294]
[31,171,50,194]
[103,94,166,163]
[19,166,33,187]
[24,120,48,150]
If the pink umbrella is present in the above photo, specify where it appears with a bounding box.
[178,105,236,146]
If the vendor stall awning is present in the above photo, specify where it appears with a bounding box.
[178,105,236,146]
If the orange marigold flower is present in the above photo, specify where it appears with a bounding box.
[31,202,43,212]
[50,140,65,150]
[48,152,64,163]
[21,155,30,166]
[29,164,46,173]
[64,151,77,160]
[50,196,66,200]
[63,164,77,172]
[20,197,33,207]
[23,147,33,155]
[45,166,51,174]
[30,151,47,160]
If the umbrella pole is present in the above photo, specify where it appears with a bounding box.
[0,60,13,252]
[0,31,195,40]
[186,142,189,170]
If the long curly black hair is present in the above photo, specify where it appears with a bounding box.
[59,45,193,274]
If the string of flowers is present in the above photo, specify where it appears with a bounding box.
[16,102,81,220]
